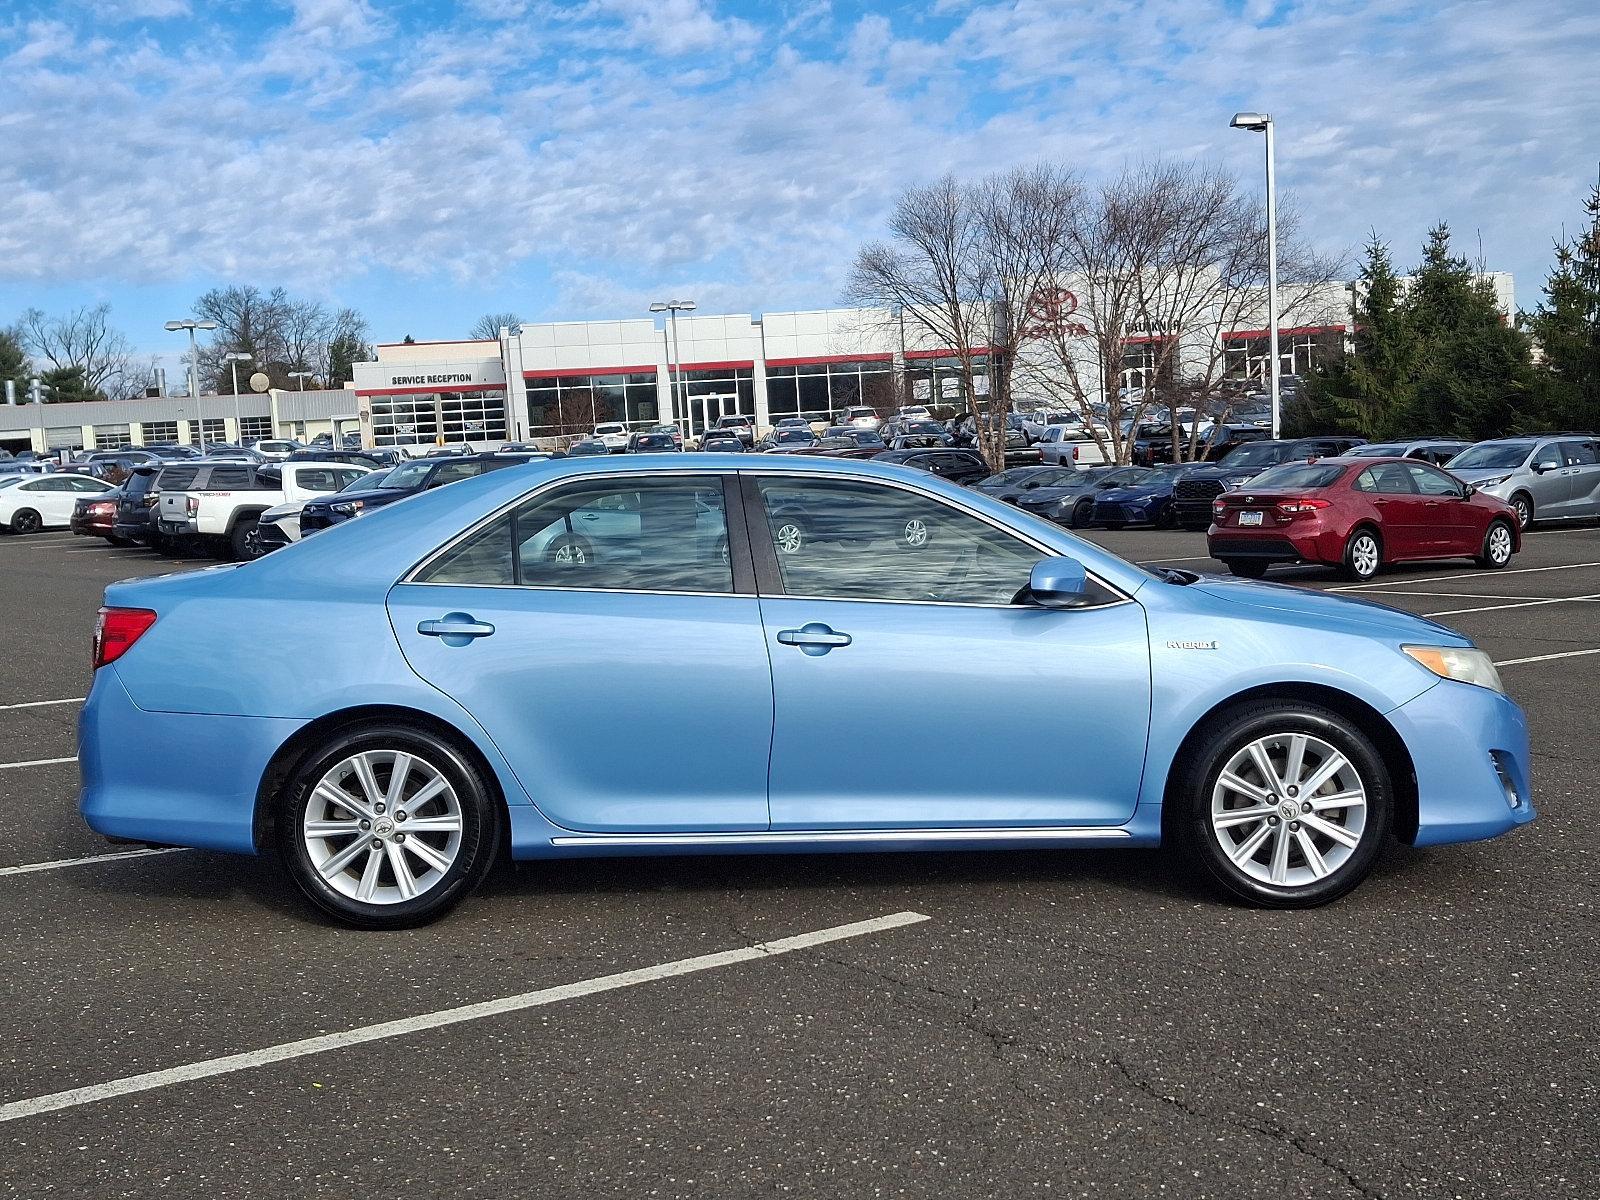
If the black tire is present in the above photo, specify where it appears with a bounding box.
[1341,526,1382,582]
[545,532,593,565]
[10,508,41,535]
[148,531,175,556]
[1069,498,1092,529]
[230,517,259,561]
[1155,506,1177,530]
[1476,518,1515,569]
[1223,559,1269,578]
[1179,520,1210,532]
[1509,492,1533,530]
[1173,701,1393,908]
[276,723,501,930]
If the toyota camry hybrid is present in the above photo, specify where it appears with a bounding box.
[80,455,1534,928]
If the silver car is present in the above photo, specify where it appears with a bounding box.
[1447,435,1600,528]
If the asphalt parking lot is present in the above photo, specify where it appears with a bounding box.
[1,523,1597,1198]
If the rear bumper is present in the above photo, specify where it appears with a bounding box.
[79,669,302,854]
[1206,533,1308,561]
[1390,679,1535,846]
[156,516,199,536]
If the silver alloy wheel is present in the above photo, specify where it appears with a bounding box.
[774,522,805,554]
[303,750,464,905]
[902,517,930,547]
[1512,496,1532,528]
[1210,732,1369,888]
[1488,523,1513,565]
[1351,533,1379,578]
[552,540,586,564]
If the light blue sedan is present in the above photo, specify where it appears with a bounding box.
[80,455,1534,927]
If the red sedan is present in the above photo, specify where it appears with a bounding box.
[1206,457,1520,582]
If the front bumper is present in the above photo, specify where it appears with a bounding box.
[79,668,303,854]
[1093,500,1163,526]
[1390,678,1535,846]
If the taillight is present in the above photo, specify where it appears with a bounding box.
[94,607,157,669]
[185,496,200,515]
[1278,498,1332,515]
[1213,498,1227,515]
[1070,444,1078,461]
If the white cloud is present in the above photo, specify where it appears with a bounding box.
[0,0,1595,329]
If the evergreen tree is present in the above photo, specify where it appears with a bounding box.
[1399,223,1532,440]
[1295,235,1416,437]
[1525,184,1600,430]
[0,326,29,401]
[39,364,101,404]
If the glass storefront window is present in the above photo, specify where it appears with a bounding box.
[764,360,892,426]
[524,373,659,439]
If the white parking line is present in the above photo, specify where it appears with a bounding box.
[1424,593,1600,618]
[0,909,929,1124]
[1347,590,1551,601]
[0,847,188,878]
[1332,561,1600,592]
[0,697,84,711]
[0,756,77,770]
[1135,555,1218,565]
[1496,647,1600,667]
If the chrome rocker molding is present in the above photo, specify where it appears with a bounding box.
[549,826,1135,848]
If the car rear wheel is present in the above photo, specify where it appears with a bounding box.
[1477,519,1514,570]
[230,517,259,561]
[10,508,41,535]
[546,533,592,565]
[1222,559,1269,579]
[277,724,499,929]
[1176,702,1392,907]
[1342,528,1382,581]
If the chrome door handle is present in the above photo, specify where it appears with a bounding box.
[777,623,853,655]
[418,615,496,639]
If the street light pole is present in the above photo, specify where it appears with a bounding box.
[164,317,220,454]
[1231,112,1281,439]
[224,351,252,443]
[650,299,696,435]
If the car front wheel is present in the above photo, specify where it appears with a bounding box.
[1477,519,1514,569]
[1177,702,1392,907]
[277,724,500,929]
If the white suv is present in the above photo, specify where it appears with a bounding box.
[593,423,629,452]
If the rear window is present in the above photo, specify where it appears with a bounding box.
[203,465,257,489]
[1247,463,1349,490]
[155,466,200,490]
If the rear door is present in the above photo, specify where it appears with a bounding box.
[388,472,773,833]
[1560,439,1600,516]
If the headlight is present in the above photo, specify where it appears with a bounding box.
[1402,645,1504,693]
[330,500,365,517]
[1472,474,1510,488]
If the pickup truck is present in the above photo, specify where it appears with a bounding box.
[154,460,373,559]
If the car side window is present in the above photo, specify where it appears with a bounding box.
[755,476,1057,606]
[1561,440,1598,467]
[416,476,732,593]
[1406,463,1463,497]
[1363,463,1415,494]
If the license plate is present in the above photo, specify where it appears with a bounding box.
[1238,510,1264,527]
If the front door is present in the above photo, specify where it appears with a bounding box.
[1358,462,1429,557]
[746,473,1151,830]
[1405,462,1474,552]
[388,473,772,832]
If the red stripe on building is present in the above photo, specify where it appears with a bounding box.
[354,381,506,396]
[764,353,894,368]
[523,365,658,380]
[1222,324,1346,340]
[677,360,754,373]
[902,347,995,361]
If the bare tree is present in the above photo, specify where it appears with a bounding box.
[17,304,147,402]
[469,312,523,340]
[847,171,1081,468]
[192,286,370,392]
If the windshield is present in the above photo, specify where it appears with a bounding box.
[341,468,394,493]
[1247,462,1349,490]
[1102,467,1156,488]
[774,429,814,443]
[1218,441,1290,469]
[1448,442,1533,470]
[381,460,437,489]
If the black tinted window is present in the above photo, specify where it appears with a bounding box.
[155,466,199,490]
[205,466,255,489]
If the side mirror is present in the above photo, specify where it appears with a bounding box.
[1462,484,1475,499]
[1027,557,1092,608]
[1533,458,1559,474]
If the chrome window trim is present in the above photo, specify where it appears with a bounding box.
[403,462,1134,611]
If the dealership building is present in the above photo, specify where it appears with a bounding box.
[0,272,1515,456]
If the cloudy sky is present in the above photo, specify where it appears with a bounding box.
[1,0,1596,372]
